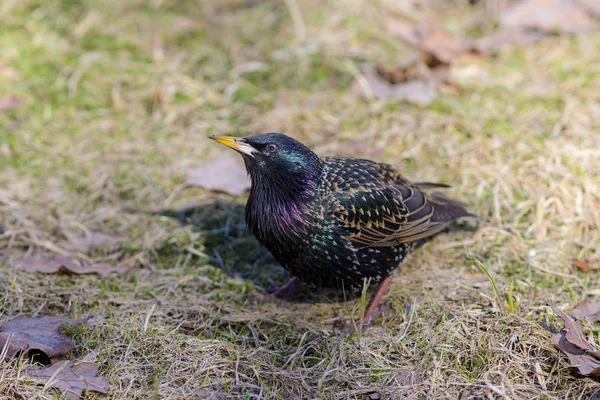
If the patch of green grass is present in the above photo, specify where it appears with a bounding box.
[1,0,600,399]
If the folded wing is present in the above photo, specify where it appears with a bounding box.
[323,158,471,248]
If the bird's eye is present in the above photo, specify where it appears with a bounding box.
[266,144,277,153]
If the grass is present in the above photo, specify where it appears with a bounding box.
[1,0,600,398]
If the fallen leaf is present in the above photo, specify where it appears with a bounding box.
[573,258,600,273]
[358,64,438,105]
[380,20,472,103]
[570,300,600,323]
[460,271,486,280]
[575,0,600,17]
[394,368,423,386]
[186,154,251,196]
[385,18,477,65]
[180,321,201,330]
[0,96,24,112]
[392,368,423,399]
[500,0,594,34]
[476,28,549,53]
[548,302,600,376]
[549,302,598,351]
[28,360,110,400]
[12,255,130,277]
[65,231,119,253]
[0,316,85,362]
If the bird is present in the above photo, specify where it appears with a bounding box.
[210,133,473,327]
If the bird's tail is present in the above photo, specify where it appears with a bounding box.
[428,191,477,223]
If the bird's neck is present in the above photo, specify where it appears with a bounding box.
[245,171,323,251]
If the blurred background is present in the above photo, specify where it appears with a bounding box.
[1,0,600,399]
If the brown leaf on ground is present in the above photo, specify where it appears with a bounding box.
[548,302,600,376]
[28,360,110,400]
[12,255,130,277]
[379,20,472,103]
[0,96,24,112]
[358,64,437,105]
[460,271,486,280]
[394,368,423,389]
[385,18,477,65]
[576,0,600,17]
[500,0,594,34]
[573,258,600,273]
[186,154,250,196]
[0,316,85,361]
[570,300,600,323]
[476,28,549,53]
[65,231,120,253]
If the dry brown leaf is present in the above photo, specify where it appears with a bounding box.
[0,96,24,112]
[66,231,119,253]
[570,300,600,323]
[573,258,600,273]
[460,271,486,280]
[394,368,423,386]
[12,255,130,277]
[548,302,600,376]
[28,360,110,400]
[358,64,437,105]
[575,0,600,17]
[476,28,549,52]
[500,0,594,34]
[379,20,471,103]
[385,18,476,65]
[186,154,250,196]
[0,316,85,362]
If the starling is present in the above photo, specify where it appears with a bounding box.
[210,133,472,326]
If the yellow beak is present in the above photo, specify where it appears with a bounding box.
[209,135,257,156]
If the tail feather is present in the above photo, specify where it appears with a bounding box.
[428,191,476,222]
[413,181,451,190]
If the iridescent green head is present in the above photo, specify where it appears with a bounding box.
[210,133,324,199]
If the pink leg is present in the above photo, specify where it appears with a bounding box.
[362,276,394,328]
[263,277,301,302]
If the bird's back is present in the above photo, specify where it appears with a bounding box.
[321,156,470,249]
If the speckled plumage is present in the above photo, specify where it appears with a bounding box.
[212,133,472,292]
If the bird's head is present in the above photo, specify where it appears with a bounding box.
[210,133,323,200]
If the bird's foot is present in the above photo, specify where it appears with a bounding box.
[263,277,303,302]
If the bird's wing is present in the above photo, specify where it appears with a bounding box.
[322,158,469,248]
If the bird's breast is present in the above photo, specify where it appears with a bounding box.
[245,195,314,256]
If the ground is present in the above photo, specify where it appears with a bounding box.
[1,0,600,399]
